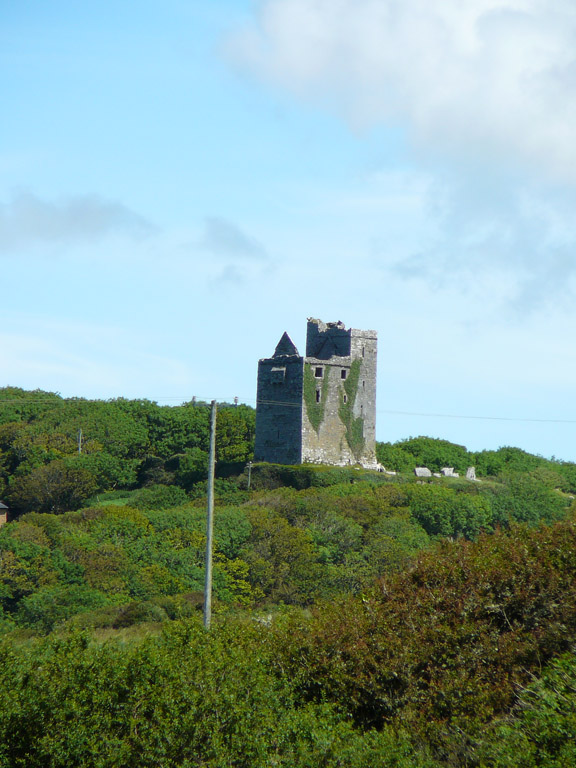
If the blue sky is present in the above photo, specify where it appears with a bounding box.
[3,0,576,460]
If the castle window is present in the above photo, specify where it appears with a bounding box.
[314,367,323,378]
[341,369,347,379]
[362,346,365,357]
[270,367,286,384]
[362,380,365,389]
[343,394,348,404]
[316,389,321,403]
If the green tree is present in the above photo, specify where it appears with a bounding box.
[8,460,97,514]
[398,436,471,473]
[215,405,255,462]
[243,507,324,604]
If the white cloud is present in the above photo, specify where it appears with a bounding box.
[195,216,273,286]
[385,174,576,312]
[0,191,154,253]
[199,216,269,260]
[232,0,576,182]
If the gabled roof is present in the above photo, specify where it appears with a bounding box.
[273,332,299,358]
[0,502,8,510]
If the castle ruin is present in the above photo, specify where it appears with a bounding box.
[254,318,378,467]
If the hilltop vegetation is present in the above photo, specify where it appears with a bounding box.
[0,386,254,514]
[2,520,576,767]
[0,386,574,633]
[1,387,576,765]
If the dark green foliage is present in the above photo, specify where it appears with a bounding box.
[376,439,575,491]
[131,484,189,510]
[0,389,257,517]
[555,461,576,493]
[406,483,493,537]
[485,472,567,526]
[477,652,576,767]
[385,436,470,474]
[0,623,442,768]
[0,503,259,631]
[7,460,98,514]
[215,404,255,462]
[170,447,209,489]
[15,584,111,633]
[376,442,416,472]
[241,506,325,604]
[246,461,394,491]
[188,477,250,505]
[4,514,576,767]
[271,519,576,763]
[0,387,64,426]
[3,388,576,765]
[0,447,572,630]
[474,445,543,476]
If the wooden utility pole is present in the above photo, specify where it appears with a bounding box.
[203,400,217,630]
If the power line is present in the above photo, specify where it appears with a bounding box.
[253,399,576,424]
[377,409,576,425]
[2,394,576,425]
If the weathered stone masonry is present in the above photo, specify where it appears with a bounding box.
[254,319,378,467]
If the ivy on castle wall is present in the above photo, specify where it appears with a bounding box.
[303,364,330,434]
[339,359,365,460]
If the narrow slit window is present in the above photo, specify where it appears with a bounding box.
[341,369,347,379]
[316,389,321,403]
[314,367,323,378]
[343,394,348,404]
[362,346,365,357]
[362,380,365,389]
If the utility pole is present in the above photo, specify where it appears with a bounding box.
[77,428,83,455]
[246,461,253,490]
[203,400,217,630]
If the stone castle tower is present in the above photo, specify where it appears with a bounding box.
[254,319,378,467]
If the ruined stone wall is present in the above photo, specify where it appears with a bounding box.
[349,329,378,466]
[254,354,303,464]
[254,319,378,468]
[301,357,355,465]
[305,318,352,358]
[301,321,378,467]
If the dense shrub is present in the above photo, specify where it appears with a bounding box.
[271,519,576,757]
[0,623,441,768]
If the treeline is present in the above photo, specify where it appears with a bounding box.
[377,435,576,489]
[3,387,576,518]
[0,387,254,515]
[2,520,576,766]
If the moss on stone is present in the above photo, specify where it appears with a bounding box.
[339,359,365,460]
[303,364,329,434]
